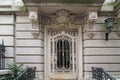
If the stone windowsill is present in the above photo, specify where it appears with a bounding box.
[0,70,11,75]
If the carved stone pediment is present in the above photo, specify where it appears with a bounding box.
[51,9,76,27]
[44,9,81,29]
[52,9,75,24]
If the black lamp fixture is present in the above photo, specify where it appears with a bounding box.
[104,17,115,40]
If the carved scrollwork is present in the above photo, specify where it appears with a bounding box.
[31,21,40,38]
[53,9,70,24]
[49,9,80,29]
[28,7,41,38]
[31,31,40,38]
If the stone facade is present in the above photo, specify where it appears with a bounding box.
[0,0,120,80]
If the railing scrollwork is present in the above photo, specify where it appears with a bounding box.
[15,67,36,80]
[92,67,116,80]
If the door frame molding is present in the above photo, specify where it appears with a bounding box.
[44,26,83,80]
[77,25,83,79]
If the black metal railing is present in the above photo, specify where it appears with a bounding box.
[0,40,5,70]
[115,0,118,3]
[15,67,36,80]
[92,67,116,80]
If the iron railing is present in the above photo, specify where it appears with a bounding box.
[115,0,118,3]
[15,67,36,80]
[92,67,116,80]
[0,41,5,70]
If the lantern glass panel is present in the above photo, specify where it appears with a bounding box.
[105,18,115,28]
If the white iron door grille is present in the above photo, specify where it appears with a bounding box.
[49,31,78,74]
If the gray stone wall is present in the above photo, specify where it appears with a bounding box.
[83,16,120,78]
[0,13,120,79]
[0,14,15,68]
[15,15,44,78]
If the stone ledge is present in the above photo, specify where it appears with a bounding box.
[0,70,10,75]
[0,70,11,79]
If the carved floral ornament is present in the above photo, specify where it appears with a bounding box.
[85,11,98,39]
[28,8,99,39]
[44,9,82,29]
[29,9,41,38]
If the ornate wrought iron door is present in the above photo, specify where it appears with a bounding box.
[49,31,78,73]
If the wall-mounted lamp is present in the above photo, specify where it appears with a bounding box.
[28,7,40,38]
[105,17,115,40]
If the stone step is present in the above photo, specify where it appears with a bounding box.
[34,77,44,80]
[34,78,41,80]
[34,78,120,80]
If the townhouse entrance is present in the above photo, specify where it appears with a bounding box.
[44,9,83,80]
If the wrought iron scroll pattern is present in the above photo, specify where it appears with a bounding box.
[50,31,78,73]
[92,67,116,80]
